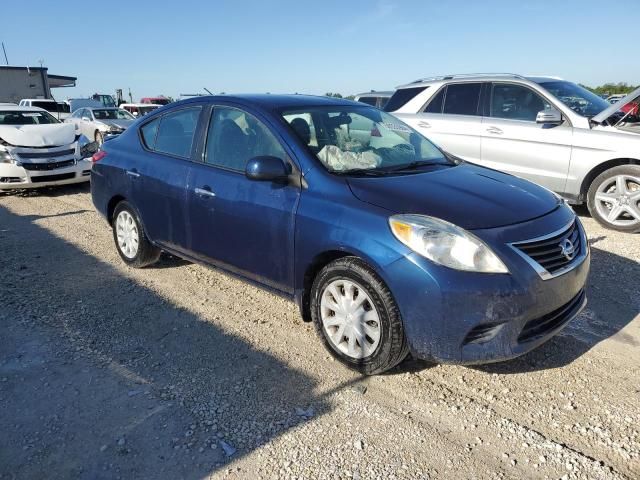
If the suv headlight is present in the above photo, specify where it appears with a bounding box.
[0,150,17,164]
[389,214,508,273]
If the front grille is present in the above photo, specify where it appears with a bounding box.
[511,220,583,277]
[31,172,75,183]
[518,289,586,343]
[22,159,76,171]
[17,148,75,159]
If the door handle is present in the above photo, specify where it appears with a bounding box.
[126,169,140,178]
[486,126,503,135]
[195,186,216,198]
[418,121,431,129]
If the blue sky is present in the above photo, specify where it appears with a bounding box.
[2,0,638,101]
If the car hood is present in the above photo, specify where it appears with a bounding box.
[347,163,560,230]
[100,119,134,129]
[0,123,76,147]
[592,86,640,124]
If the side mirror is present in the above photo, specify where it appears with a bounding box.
[245,156,290,182]
[536,109,562,125]
[82,116,91,122]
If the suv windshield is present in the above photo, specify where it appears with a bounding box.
[93,109,134,120]
[539,81,611,118]
[0,110,59,125]
[282,106,450,174]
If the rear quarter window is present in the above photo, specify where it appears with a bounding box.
[384,86,428,112]
[140,118,160,149]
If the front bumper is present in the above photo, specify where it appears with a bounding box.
[0,158,92,190]
[383,205,590,364]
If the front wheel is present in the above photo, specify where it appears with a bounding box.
[587,165,640,233]
[112,201,161,267]
[311,257,409,375]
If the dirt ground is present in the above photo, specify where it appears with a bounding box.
[0,184,638,480]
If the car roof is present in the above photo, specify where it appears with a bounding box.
[0,105,48,112]
[396,74,564,89]
[21,98,56,102]
[173,94,359,111]
[354,91,394,98]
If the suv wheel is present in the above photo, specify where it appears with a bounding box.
[587,165,640,233]
[310,257,409,375]
[112,201,161,267]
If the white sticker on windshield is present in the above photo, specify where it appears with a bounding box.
[22,113,43,117]
[383,122,411,133]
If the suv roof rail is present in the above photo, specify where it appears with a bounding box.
[410,73,527,84]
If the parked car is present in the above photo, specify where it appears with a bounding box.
[65,107,135,145]
[606,94,626,104]
[91,95,589,375]
[353,91,393,109]
[141,96,171,106]
[386,74,640,232]
[0,106,96,190]
[68,98,103,113]
[18,98,70,120]
[120,103,161,117]
[91,93,117,108]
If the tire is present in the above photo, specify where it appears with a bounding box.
[587,165,640,233]
[95,131,104,146]
[112,201,161,268]
[310,257,409,375]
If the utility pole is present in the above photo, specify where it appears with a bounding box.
[1,42,8,65]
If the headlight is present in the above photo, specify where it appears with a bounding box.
[77,136,99,158]
[0,150,17,164]
[389,214,508,273]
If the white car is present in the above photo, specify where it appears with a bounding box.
[18,98,71,120]
[387,74,640,232]
[65,107,135,145]
[0,106,96,190]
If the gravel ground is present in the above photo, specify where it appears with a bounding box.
[0,184,638,480]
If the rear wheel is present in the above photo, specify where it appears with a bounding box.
[587,165,640,233]
[112,201,160,267]
[311,257,409,375]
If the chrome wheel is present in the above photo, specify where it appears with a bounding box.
[115,210,139,259]
[320,279,381,359]
[594,174,640,227]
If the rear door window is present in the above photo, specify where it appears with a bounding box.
[442,83,482,116]
[154,108,201,158]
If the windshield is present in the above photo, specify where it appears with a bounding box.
[93,109,134,120]
[0,110,59,125]
[92,95,116,108]
[282,106,450,174]
[539,81,611,117]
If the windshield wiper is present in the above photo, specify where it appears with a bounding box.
[333,168,389,177]
[382,160,449,173]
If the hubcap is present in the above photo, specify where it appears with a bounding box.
[115,210,139,259]
[594,174,640,227]
[320,279,381,359]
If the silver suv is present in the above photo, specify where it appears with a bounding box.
[386,74,640,232]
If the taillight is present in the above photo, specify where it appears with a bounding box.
[92,151,107,163]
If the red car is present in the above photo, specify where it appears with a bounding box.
[140,96,171,106]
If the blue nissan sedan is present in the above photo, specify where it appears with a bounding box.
[91,94,589,374]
